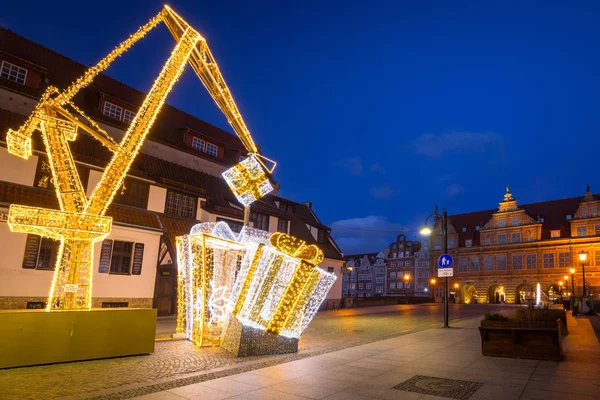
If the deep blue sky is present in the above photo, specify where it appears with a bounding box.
[2,1,600,253]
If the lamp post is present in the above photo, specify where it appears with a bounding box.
[559,281,564,304]
[570,268,576,297]
[453,283,460,304]
[345,265,353,298]
[564,275,570,310]
[579,251,587,297]
[431,278,437,302]
[420,206,450,328]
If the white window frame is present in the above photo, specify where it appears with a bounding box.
[103,101,123,121]
[206,142,218,157]
[123,109,136,124]
[0,60,27,85]
[390,282,396,289]
[192,137,205,151]
[390,272,396,278]
[366,283,372,290]
[465,239,472,248]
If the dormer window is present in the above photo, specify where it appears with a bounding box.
[566,215,572,221]
[1,61,27,85]
[279,202,293,213]
[461,227,467,232]
[465,239,472,248]
[550,230,561,238]
[192,137,205,151]
[103,101,123,120]
[206,142,218,157]
[475,226,480,231]
[123,109,136,124]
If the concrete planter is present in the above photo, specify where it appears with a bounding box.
[479,319,563,361]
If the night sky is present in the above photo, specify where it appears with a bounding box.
[2,1,600,254]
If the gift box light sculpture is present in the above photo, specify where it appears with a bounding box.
[4,5,275,311]
[176,222,336,350]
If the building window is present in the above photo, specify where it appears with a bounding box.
[103,101,123,121]
[512,255,522,270]
[377,267,384,273]
[192,137,205,151]
[513,217,519,226]
[405,282,411,289]
[376,286,383,293]
[251,212,269,231]
[110,241,133,274]
[458,257,468,272]
[470,257,480,272]
[405,260,412,267]
[279,202,293,213]
[390,272,396,278]
[476,225,480,230]
[595,225,600,236]
[497,255,507,271]
[206,142,218,157]
[165,190,196,218]
[366,283,372,289]
[123,109,136,124]
[398,261,404,267]
[1,61,27,85]
[448,240,454,248]
[358,283,364,289]
[595,250,600,266]
[216,217,244,233]
[317,229,327,244]
[462,227,467,232]
[551,230,561,238]
[350,283,356,289]
[277,219,289,233]
[543,253,555,269]
[498,234,507,245]
[376,277,383,284]
[577,226,587,237]
[566,215,572,220]
[114,179,149,209]
[526,254,537,269]
[434,241,441,250]
[498,219,505,228]
[390,282,396,289]
[390,261,396,268]
[558,252,570,267]
[484,256,494,271]
[511,232,521,243]
[465,239,472,248]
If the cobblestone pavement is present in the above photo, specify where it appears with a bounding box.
[0,304,512,400]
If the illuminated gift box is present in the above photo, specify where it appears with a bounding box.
[222,155,274,207]
[176,221,336,353]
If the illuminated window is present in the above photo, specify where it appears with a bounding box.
[550,230,561,238]
[0,61,27,85]
[376,286,383,293]
[577,226,587,237]
[110,241,133,274]
[165,190,196,218]
[206,142,218,157]
[512,255,522,270]
[543,253,555,269]
[123,109,136,124]
[192,137,205,151]
[277,218,289,233]
[103,101,123,120]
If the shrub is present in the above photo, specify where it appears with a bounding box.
[484,312,508,321]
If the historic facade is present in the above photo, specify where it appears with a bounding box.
[429,187,600,304]
[386,234,421,296]
[0,27,345,313]
[343,252,386,297]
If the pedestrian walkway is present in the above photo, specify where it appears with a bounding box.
[137,313,600,400]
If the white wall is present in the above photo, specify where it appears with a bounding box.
[0,211,161,301]
[148,185,167,213]
[318,258,344,300]
[86,169,102,197]
[0,88,37,116]
[268,217,278,233]
[92,225,162,299]
[0,147,38,187]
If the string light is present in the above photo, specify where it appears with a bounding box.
[4,6,276,311]
[176,222,336,348]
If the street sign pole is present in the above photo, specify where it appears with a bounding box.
[443,209,449,328]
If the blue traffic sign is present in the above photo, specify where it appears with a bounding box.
[438,254,453,268]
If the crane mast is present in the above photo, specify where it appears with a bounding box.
[5,6,274,310]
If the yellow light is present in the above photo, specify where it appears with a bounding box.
[564,275,569,281]
[4,6,276,311]
[404,274,410,280]
[570,268,576,274]
[454,283,459,289]
[430,278,436,284]
[578,251,587,262]
[420,226,432,236]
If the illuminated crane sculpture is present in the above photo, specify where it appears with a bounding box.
[6,6,274,311]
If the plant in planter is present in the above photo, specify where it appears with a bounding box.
[479,305,563,361]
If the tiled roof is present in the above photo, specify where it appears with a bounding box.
[449,195,586,246]
[0,181,162,230]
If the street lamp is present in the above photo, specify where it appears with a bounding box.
[344,265,353,298]
[420,205,450,328]
[431,278,437,301]
[559,281,564,303]
[579,251,587,297]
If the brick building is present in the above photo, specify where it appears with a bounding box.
[0,27,345,313]
[429,186,600,304]
[386,234,421,296]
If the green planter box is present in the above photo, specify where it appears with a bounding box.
[0,308,157,368]
[479,319,563,361]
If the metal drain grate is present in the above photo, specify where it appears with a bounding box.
[392,375,482,400]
